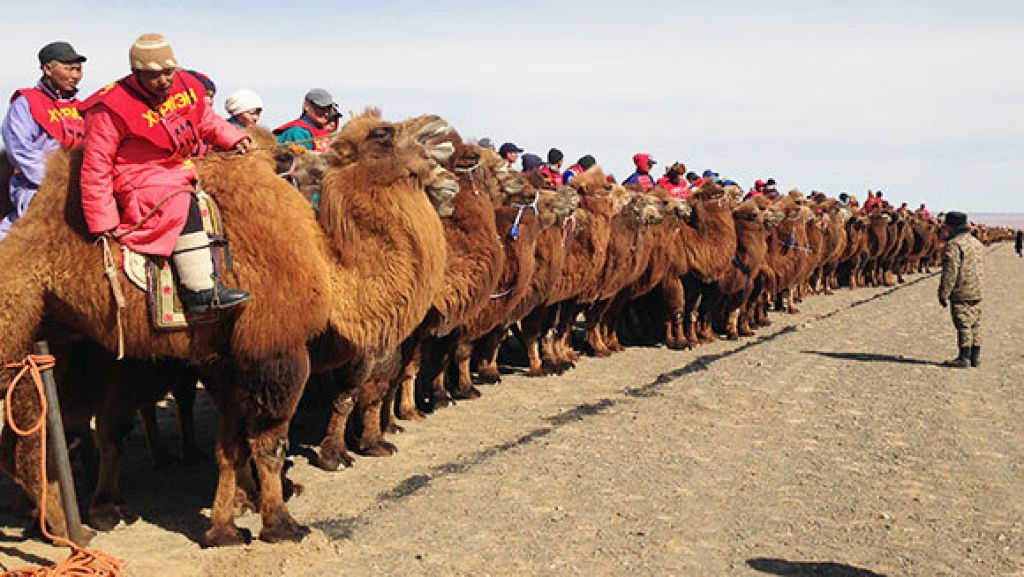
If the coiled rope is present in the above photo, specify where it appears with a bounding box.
[1,355,124,577]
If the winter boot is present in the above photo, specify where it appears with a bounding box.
[180,283,250,314]
[969,346,981,368]
[173,231,250,314]
[942,347,971,368]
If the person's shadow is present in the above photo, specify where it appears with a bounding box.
[802,350,939,366]
[748,557,888,576]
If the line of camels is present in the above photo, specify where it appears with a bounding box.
[0,109,1014,547]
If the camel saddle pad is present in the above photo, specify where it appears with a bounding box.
[121,191,232,330]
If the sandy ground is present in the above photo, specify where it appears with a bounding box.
[0,244,1021,576]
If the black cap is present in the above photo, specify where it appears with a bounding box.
[38,41,86,65]
[945,211,968,229]
[521,153,544,172]
[499,142,524,156]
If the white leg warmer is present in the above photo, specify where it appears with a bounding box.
[172,231,215,291]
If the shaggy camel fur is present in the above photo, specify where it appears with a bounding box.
[674,180,737,346]
[457,185,573,395]
[765,192,813,314]
[300,111,457,470]
[536,167,617,372]
[0,131,332,546]
[390,136,508,421]
[582,190,664,356]
[702,195,781,340]
[483,180,578,378]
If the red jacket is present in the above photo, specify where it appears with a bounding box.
[12,87,85,149]
[538,165,563,187]
[656,176,689,199]
[80,72,246,256]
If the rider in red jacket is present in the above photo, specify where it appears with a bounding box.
[80,33,251,313]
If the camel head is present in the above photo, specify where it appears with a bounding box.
[536,186,577,228]
[723,184,744,204]
[569,166,613,198]
[689,179,729,208]
[660,196,692,221]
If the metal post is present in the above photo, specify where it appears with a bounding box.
[33,340,90,546]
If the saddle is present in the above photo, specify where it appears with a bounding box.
[121,191,233,330]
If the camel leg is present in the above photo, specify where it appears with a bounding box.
[451,337,481,400]
[205,412,251,546]
[521,307,550,377]
[474,327,504,385]
[316,391,355,471]
[140,404,177,468]
[726,309,741,340]
[172,379,205,464]
[584,304,611,357]
[396,342,426,421]
[88,408,138,531]
[353,375,397,458]
[250,421,308,543]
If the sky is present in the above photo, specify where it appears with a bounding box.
[2,0,1022,213]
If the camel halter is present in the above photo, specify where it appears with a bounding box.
[454,162,483,196]
[561,212,577,247]
[508,190,539,241]
[278,156,299,187]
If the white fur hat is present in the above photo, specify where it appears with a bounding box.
[224,89,264,116]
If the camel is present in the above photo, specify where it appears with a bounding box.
[0,134,332,546]
[701,195,782,340]
[389,135,510,422]
[456,184,575,396]
[581,189,665,356]
[277,111,459,471]
[536,167,617,372]
[765,191,813,314]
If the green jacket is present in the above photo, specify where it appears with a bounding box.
[938,230,983,302]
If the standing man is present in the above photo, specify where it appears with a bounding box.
[1015,229,1022,258]
[1,41,87,241]
[937,211,984,368]
[80,33,251,313]
[274,88,338,151]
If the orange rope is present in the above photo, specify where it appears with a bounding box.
[1,355,124,577]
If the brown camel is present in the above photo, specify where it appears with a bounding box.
[390,135,510,421]
[292,111,458,471]
[0,134,332,546]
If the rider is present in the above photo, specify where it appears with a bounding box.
[80,33,252,313]
[1,41,87,241]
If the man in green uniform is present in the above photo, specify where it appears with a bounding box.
[937,211,984,367]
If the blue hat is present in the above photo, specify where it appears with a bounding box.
[499,142,524,156]
[702,169,719,178]
[521,153,544,172]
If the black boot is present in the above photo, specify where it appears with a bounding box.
[970,346,981,368]
[180,284,250,314]
[943,347,971,368]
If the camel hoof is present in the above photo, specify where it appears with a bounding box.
[88,502,135,532]
[452,386,482,400]
[283,479,304,501]
[527,367,547,378]
[204,524,251,548]
[475,370,501,384]
[397,407,427,421]
[259,513,309,544]
[358,440,398,457]
[431,392,455,410]
[316,445,355,472]
[385,422,404,435]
